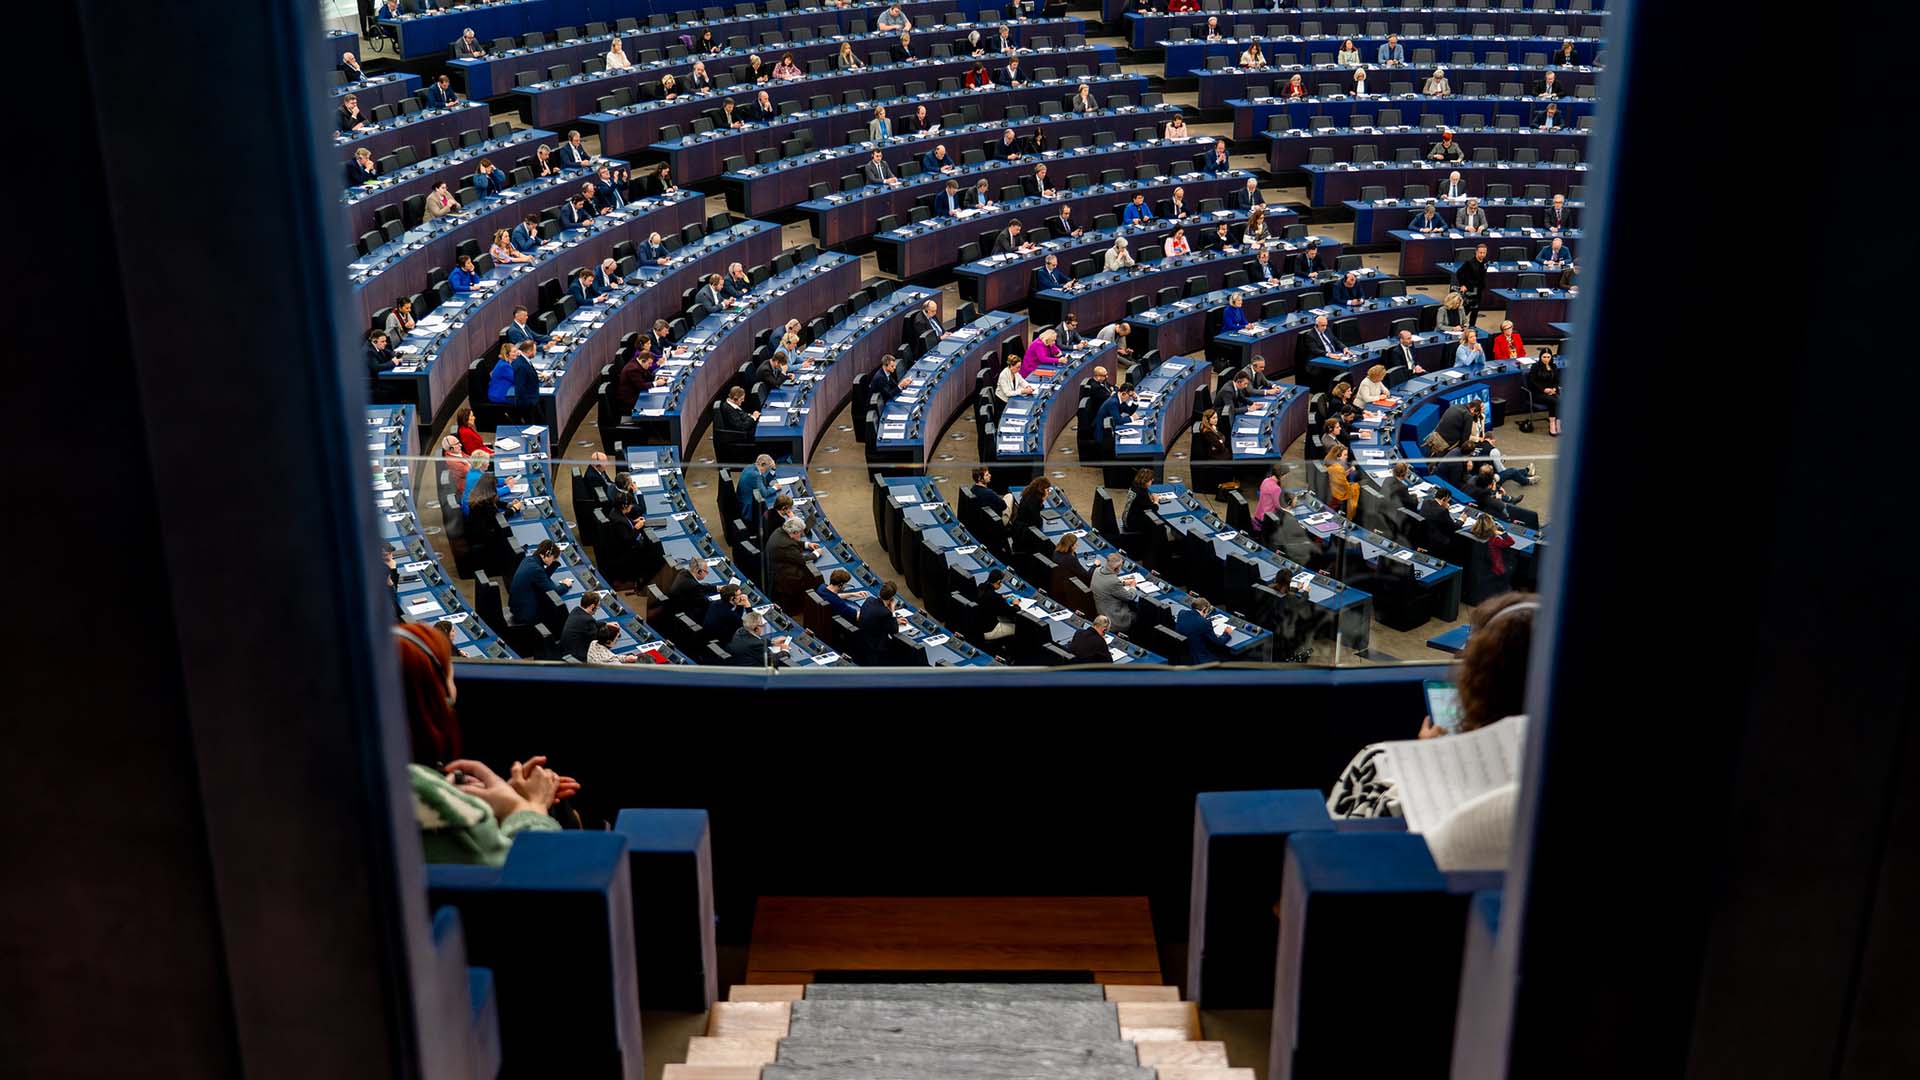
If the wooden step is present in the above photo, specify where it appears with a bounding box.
[1104,985,1181,1003]
[1117,1001,1201,1041]
[1152,1068,1255,1080]
[730,985,806,1002]
[707,1001,792,1039]
[662,1066,761,1080]
[686,1036,781,1065]
[1136,1041,1229,1067]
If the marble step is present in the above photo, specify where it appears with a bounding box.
[801,983,1107,1004]
[777,1039,1143,1071]
[786,999,1121,1047]
[763,1065,1152,1080]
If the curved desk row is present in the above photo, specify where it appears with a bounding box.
[449,1,964,99]
[871,312,1030,465]
[1265,124,1586,171]
[631,253,866,456]
[336,101,493,170]
[1111,357,1210,461]
[876,169,1261,281]
[1282,488,1463,628]
[1120,257,1382,371]
[578,46,1117,151]
[348,164,664,326]
[1394,224,1580,275]
[510,19,1088,128]
[805,132,1217,248]
[1487,286,1574,337]
[1229,93,1598,140]
[377,0,958,60]
[875,474,1166,664]
[1435,257,1574,293]
[331,71,425,110]
[954,206,1256,312]
[771,469,996,665]
[345,126,556,240]
[1147,482,1374,655]
[991,339,1122,462]
[1015,482,1274,659]
[1124,8,1610,50]
[622,446,852,665]
[1193,57,1599,106]
[514,221,788,438]
[492,424,693,661]
[1349,194,1583,243]
[725,104,1180,218]
[1214,294,1441,384]
[370,191,709,432]
[651,74,1144,181]
[368,405,516,658]
[1029,233,1346,336]
[1300,326,1454,396]
[754,284,943,463]
[1308,158,1586,206]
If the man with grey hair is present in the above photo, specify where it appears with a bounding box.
[665,556,713,613]
[767,514,820,612]
[724,608,790,666]
[1067,613,1112,663]
[1089,552,1138,632]
[737,453,777,525]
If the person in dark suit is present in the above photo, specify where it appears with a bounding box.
[1330,270,1367,308]
[1068,614,1111,663]
[508,540,564,625]
[1533,71,1563,97]
[752,352,790,398]
[504,305,548,346]
[1092,385,1137,458]
[856,582,902,664]
[696,273,730,314]
[1232,177,1264,210]
[468,157,505,198]
[741,90,776,121]
[1544,193,1573,233]
[1000,57,1028,86]
[634,231,670,264]
[899,104,933,134]
[1173,595,1234,663]
[907,299,945,342]
[426,73,460,109]
[1213,371,1250,423]
[1205,141,1232,174]
[714,385,757,440]
[978,569,1019,642]
[935,179,965,217]
[1470,466,1541,528]
[724,610,788,666]
[664,557,715,613]
[992,220,1033,256]
[861,149,898,186]
[567,268,606,309]
[558,591,604,661]
[348,148,378,185]
[1046,204,1082,238]
[1083,365,1113,415]
[451,27,486,59]
[510,214,541,254]
[703,584,749,640]
[365,329,396,377]
[1299,315,1352,364]
[1056,313,1085,349]
[1246,248,1280,283]
[1418,488,1458,551]
[338,94,370,133]
[1287,240,1325,277]
[869,354,909,402]
[593,165,627,210]
[1020,163,1056,198]
[1383,461,1420,517]
[1532,101,1563,129]
[1266,491,1318,565]
[1432,398,1481,454]
[766,517,819,613]
[966,177,995,210]
[339,51,368,81]
[559,193,596,228]
[1032,254,1070,292]
[557,130,594,169]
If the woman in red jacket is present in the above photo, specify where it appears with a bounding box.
[1283,74,1307,98]
[453,406,488,454]
[1490,320,1527,360]
[964,61,992,88]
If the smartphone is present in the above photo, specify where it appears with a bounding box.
[1425,680,1464,733]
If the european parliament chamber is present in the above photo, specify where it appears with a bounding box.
[20,1,1913,1079]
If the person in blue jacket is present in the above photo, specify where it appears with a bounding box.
[1173,594,1235,663]
[1121,192,1155,225]
[1330,270,1367,308]
[1092,384,1137,458]
[1205,141,1232,174]
[508,540,563,625]
[448,253,480,292]
[1220,291,1249,334]
[816,569,864,621]
[510,214,541,253]
[470,157,506,198]
[488,340,542,413]
[737,453,777,523]
[567,268,604,308]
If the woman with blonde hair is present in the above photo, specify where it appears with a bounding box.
[1242,203,1270,244]
[1356,363,1390,405]
[1104,236,1135,272]
[605,37,632,70]
[489,227,530,265]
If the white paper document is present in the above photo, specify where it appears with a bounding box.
[1380,716,1529,833]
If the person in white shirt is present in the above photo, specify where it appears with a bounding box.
[995,353,1034,402]
[605,38,632,69]
[1104,236,1135,272]
[1355,363,1390,405]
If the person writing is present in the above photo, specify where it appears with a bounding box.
[1428,130,1464,162]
